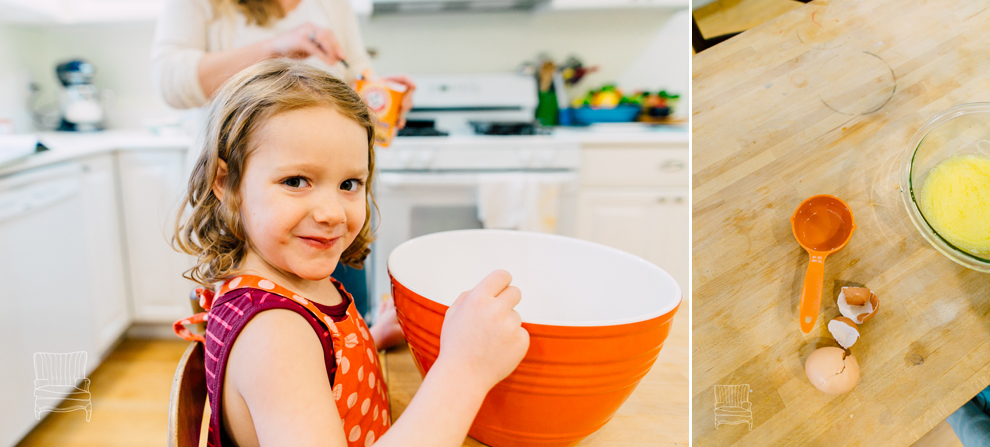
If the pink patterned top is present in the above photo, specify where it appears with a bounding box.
[202,280,351,446]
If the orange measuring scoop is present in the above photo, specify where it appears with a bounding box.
[791,194,856,333]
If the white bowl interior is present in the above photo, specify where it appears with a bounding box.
[388,229,681,326]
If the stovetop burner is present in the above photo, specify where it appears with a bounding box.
[397,127,449,137]
[471,121,547,136]
[397,120,449,137]
[396,120,551,137]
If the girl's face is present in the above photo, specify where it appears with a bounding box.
[235,106,369,282]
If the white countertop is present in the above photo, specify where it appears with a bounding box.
[551,123,689,144]
[0,131,193,177]
[0,124,687,177]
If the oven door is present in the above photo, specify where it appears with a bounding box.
[368,170,577,317]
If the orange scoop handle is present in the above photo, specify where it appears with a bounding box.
[799,252,826,333]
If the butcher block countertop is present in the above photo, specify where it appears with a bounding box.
[692,1,990,446]
[382,311,689,446]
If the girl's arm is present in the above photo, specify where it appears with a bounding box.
[376,269,528,446]
[226,309,348,447]
[228,270,528,447]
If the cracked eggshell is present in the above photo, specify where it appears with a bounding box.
[828,317,860,349]
[838,287,880,324]
[843,287,871,305]
[805,347,860,395]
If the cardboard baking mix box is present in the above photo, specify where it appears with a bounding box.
[355,75,407,148]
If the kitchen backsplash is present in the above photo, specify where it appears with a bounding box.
[0,8,687,132]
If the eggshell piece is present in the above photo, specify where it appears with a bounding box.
[858,292,880,324]
[805,347,860,395]
[838,287,880,324]
[828,317,860,349]
[843,287,871,306]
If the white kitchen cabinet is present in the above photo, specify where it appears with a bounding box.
[575,142,689,293]
[117,149,198,323]
[78,153,131,355]
[576,187,688,291]
[0,162,98,447]
[580,145,688,187]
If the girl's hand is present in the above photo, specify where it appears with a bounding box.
[370,298,405,350]
[438,269,529,391]
[380,74,416,129]
[267,22,346,67]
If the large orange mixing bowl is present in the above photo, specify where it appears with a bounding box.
[388,229,681,447]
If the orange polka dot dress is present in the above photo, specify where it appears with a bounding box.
[182,275,391,447]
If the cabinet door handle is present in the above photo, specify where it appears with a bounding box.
[659,160,685,172]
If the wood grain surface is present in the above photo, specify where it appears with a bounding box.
[384,311,689,447]
[692,1,990,445]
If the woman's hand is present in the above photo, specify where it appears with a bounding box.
[437,269,529,391]
[370,298,405,350]
[268,22,346,67]
[380,75,416,129]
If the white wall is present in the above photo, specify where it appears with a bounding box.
[20,23,171,130]
[0,7,688,131]
[617,8,689,99]
[0,22,169,131]
[0,25,43,133]
[360,8,686,97]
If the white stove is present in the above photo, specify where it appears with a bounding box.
[366,73,580,320]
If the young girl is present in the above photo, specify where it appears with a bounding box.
[172,59,530,447]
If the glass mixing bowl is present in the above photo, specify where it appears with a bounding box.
[900,103,990,272]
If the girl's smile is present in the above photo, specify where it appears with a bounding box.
[298,234,342,250]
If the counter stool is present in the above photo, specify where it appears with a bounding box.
[167,341,207,447]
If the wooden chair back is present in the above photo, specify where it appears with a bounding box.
[168,341,207,447]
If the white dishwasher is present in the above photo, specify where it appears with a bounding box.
[0,162,97,447]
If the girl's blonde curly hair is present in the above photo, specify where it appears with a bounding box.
[174,59,377,288]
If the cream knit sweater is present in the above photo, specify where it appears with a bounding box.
[150,0,373,109]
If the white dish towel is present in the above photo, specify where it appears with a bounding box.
[476,172,576,233]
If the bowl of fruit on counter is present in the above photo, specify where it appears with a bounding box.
[571,85,680,124]
[640,91,680,123]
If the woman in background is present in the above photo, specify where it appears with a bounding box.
[150,0,414,317]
